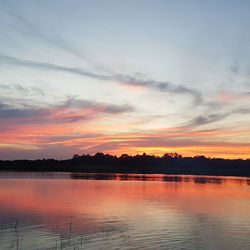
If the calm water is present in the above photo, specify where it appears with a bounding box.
[0,172,250,250]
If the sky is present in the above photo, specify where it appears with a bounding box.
[0,0,250,160]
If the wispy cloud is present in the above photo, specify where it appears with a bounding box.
[60,97,133,114]
[185,114,228,127]
[0,96,134,123]
[0,103,49,119]
[2,5,88,61]
[0,54,203,105]
[4,10,203,104]
[1,5,114,75]
[184,108,250,127]
[217,91,250,104]
[113,74,203,105]
[0,54,109,80]
[0,83,45,96]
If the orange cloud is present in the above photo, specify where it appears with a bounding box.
[1,116,250,159]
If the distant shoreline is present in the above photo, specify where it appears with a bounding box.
[1,153,250,178]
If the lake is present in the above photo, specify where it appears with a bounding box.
[0,172,250,249]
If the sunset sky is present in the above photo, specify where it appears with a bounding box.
[0,0,250,159]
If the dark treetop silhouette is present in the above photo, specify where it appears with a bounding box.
[0,152,250,177]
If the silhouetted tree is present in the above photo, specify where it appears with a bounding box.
[0,152,249,177]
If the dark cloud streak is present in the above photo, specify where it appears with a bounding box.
[185,108,250,127]
[0,103,49,119]
[0,96,134,122]
[0,54,110,80]
[59,96,134,114]
[114,74,203,105]
[0,54,203,105]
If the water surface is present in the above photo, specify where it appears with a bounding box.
[0,172,250,249]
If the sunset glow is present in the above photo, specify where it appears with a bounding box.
[0,1,250,159]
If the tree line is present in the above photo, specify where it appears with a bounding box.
[0,152,250,177]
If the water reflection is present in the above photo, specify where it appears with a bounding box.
[0,172,250,249]
[70,172,250,186]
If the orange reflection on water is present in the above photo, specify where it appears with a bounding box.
[0,174,250,222]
